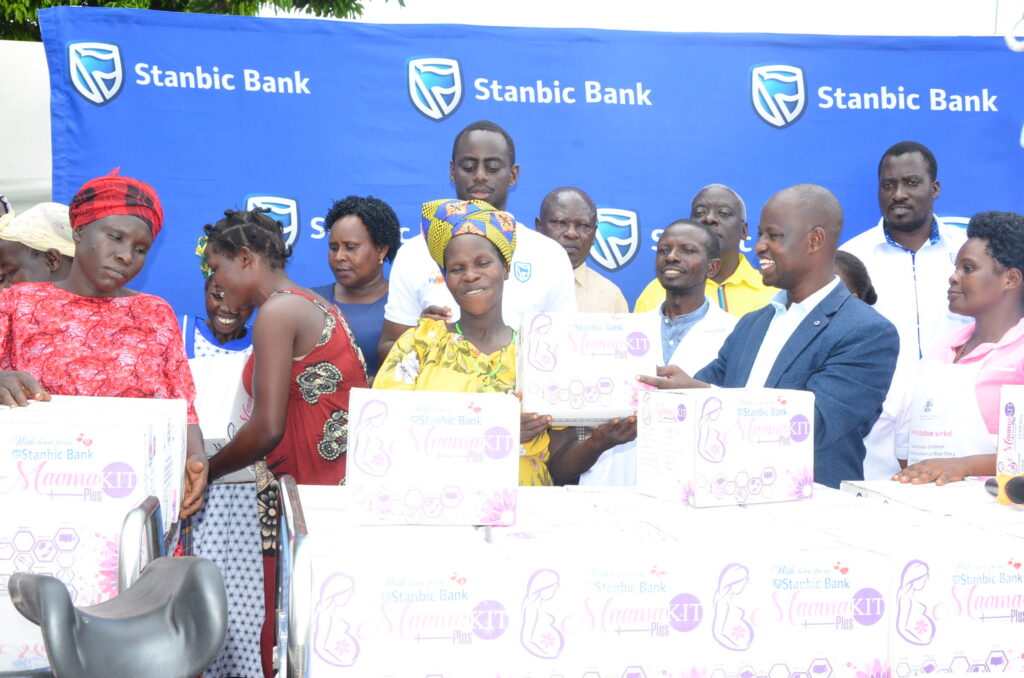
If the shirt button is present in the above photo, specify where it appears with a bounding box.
[813,320,821,326]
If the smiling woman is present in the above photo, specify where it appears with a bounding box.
[182,235,255,358]
[182,234,262,678]
[375,198,635,486]
[0,169,208,519]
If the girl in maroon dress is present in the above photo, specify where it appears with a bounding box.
[202,209,367,677]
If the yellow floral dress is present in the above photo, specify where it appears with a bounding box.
[374,318,552,485]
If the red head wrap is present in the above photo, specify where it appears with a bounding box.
[68,168,164,237]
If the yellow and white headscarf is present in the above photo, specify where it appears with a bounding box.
[0,202,74,257]
[421,198,517,270]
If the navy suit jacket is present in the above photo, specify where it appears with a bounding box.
[695,283,898,488]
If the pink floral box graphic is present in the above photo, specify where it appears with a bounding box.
[346,389,520,526]
[637,388,815,507]
[517,312,659,426]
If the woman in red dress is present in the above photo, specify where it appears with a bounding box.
[202,209,368,677]
[0,170,208,518]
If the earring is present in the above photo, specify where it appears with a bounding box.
[378,257,384,264]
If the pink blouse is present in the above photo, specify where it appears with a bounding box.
[925,317,1024,434]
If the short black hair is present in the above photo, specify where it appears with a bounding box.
[323,195,402,263]
[204,208,291,269]
[835,251,878,305]
[663,218,720,262]
[879,141,938,182]
[451,120,516,165]
[967,211,1024,273]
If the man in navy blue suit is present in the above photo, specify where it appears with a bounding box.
[640,184,899,488]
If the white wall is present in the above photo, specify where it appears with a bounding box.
[5,0,1023,209]
[1,40,52,211]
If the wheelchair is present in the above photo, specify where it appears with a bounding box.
[0,496,228,678]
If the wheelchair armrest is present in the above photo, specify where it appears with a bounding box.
[8,573,84,678]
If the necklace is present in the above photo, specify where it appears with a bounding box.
[954,335,975,363]
[454,323,516,379]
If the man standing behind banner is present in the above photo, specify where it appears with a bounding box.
[582,218,736,485]
[535,186,628,313]
[639,184,898,488]
[633,184,776,316]
[841,141,969,479]
[377,120,576,364]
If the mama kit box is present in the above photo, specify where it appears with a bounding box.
[997,384,1024,475]
[296,486,890,677]
[189,353,256,483]
[345,388,520,526]
[0,395,187,673]
[636,388,815,507]
[516,312,658,426]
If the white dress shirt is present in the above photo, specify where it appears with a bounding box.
[745,276,842,388]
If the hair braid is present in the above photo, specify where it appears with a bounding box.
[203,208,292,268]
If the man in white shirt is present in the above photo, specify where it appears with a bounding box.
[581,218,736,485]
[377,120,576,363]
[840,141,969,479]
[534,186,628,313]
[642,185,898,488]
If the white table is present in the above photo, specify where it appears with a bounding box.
[279,481,1024,677]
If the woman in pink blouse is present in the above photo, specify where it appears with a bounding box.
[894,211,1024,484]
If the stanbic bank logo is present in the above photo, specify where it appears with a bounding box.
[408,58,463,121]
[590,208,639,272]
[245,195,300,247]
[751,64,806,129]
[68,42,124,105]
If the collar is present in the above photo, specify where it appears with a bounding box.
[770,276,842,314]
[573,261,589,285]
[948,317,1024,361]
[882,216,940,252]
[660,297,710,324]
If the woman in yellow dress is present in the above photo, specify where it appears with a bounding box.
[375,198,634,485]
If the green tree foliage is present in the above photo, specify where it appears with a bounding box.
[1,0,402,41]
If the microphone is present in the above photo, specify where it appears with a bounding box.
[985,475,1024,504]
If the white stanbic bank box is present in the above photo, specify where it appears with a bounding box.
[345,388,520,526]
[636,388,815,507]
[517,312,658,425]
[996,385,1024,475]
[189,353,256,483]
[0,395,186,674]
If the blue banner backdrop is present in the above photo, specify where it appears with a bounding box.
[41,7,1024,318]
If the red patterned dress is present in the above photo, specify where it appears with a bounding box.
[0,282,198,422]
[244,289,367,675]
[245,289,368,553]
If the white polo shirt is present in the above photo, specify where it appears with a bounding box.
[384,223,577,330]
[840,216,970,479]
